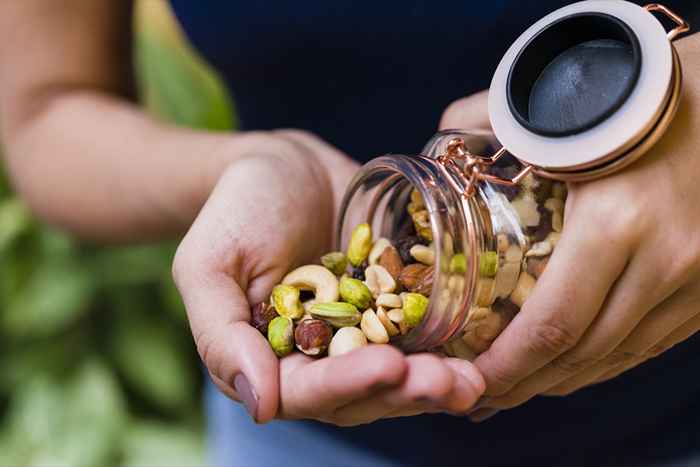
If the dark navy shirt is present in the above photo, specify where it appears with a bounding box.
[171,1,700,465]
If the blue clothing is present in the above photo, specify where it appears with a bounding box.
[170,1,700,465]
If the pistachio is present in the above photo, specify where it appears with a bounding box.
[398,263,428,291]
[449,254,467,274]
[364,264,396,297]
[376,306,400,337]
[376,293,402,309]
[402,293,429,327]
[378,246,404,281]
[479,251,499,277]
[412,209,433,242]
[410,244,435,265]
[321,252,348,276]
[310,302,362,328]
[251,301,278,334]
[347,223,373,266]
[510,272,536,307]
[361,309,390,344]
[368,238,392,265]
[386,308,404,324]
[525,241,552,258]
[295,319,333,356]
[271,284,305,320]
[267,316,295,357]
[283,265,340,303]
[329,326,368,356]
[339,276,373,309]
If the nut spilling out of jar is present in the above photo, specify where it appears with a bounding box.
[253,217,434,358]
[254,165,566,360]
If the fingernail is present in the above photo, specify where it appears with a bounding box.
[450,397,491,417]
[234,373,259,422]
[469,408,500,423]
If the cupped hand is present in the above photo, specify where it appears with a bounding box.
[173,130,484,426]
[440,37,700,421]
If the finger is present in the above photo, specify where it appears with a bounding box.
[329,355,483,426]
[546,286,700,395]
[439,90,490,131]
[475,213,629,397]
[278,345,408,421]
[594,298,700,387]
[486,247,675,409]
[174,243,280,423]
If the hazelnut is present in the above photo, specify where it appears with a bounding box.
[251,301,278,334]
[295,319,333,356]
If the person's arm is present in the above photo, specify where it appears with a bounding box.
[0,1,354,242]
[440,33,700,421]
[0,0,485,424]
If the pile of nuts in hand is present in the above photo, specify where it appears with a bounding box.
[252,189,435,358]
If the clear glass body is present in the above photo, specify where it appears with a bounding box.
[337,130,566,358]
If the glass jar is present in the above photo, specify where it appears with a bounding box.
[337,130,567,359]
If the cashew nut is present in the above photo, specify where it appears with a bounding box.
[282,265,339,303]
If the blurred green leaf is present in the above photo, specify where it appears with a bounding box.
[90,243,173,287]
[3,360,127,467]
[3,255,96,338]
[111,299,196,412]
[0,198,31,254]
[135,29,235,130]
[121,420,205,467]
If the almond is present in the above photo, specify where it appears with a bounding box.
[378,246,404,281]
[398,263,428,291]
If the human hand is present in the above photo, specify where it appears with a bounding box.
[173,130,484,426]
[439,36,700,421]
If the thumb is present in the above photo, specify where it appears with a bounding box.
[440,89,490,131]
[173,260,280,423]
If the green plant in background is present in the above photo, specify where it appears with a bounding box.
[0,1,235,465]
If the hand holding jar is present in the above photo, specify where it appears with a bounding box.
[441,36,700,422]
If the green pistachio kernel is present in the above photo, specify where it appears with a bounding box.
[339,276,373,309]
[321,251,349,276]
[479,251,499,277]
[402,293,429,328]
[347,223,373,267]
[449,253,467,274]
[267,316,295,357]
[271,284,305,319]
[310,302,362,328]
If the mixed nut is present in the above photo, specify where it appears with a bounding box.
[253,218,434,358]
[442,172,567,359]
[252,169,567,361]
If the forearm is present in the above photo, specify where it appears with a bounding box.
[2,90,269,242]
